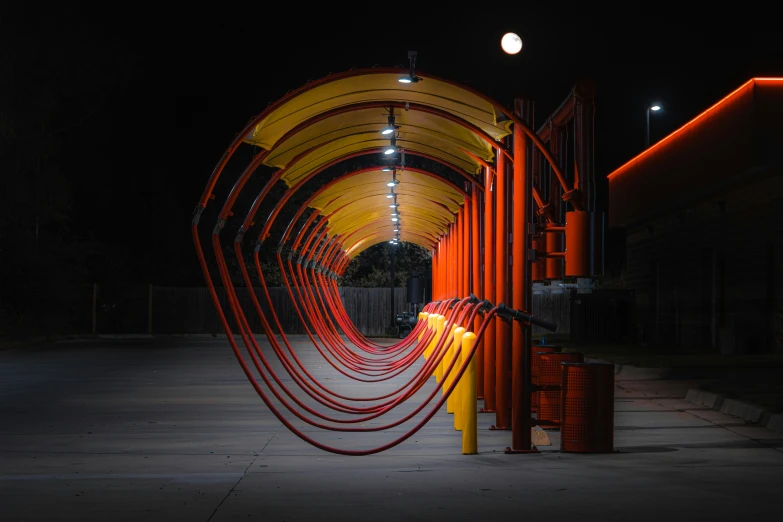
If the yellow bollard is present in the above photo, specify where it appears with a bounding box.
[461,332,478,455]
[442,326,460,401]
[448,327,466,417]
[440,324,457,402]
[417,312,428,343]
[424,314,437,359]
[434,315,447,383]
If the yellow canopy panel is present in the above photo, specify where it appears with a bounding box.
[328,209,450,239]
[310,169,464,213]
[346,230,437,258]
[306,169,463,237]
[245,71,512,151]
[281,134,482,187]
[261,107,495,170]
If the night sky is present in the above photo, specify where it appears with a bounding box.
[5,8,781,286]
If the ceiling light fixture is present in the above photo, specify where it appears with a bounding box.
[381,112,397,135]
[384,136,397,155]
[398,50,422,84]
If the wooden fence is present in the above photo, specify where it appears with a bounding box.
[151,286,409,337]
[148,286,571,337]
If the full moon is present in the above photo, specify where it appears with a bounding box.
[501,32,523,55]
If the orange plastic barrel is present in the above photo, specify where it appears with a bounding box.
[531,345,562,413]
[564,210,604,277]
[545,232,564,280]
[560,362,615,453]
[536,352,584,428]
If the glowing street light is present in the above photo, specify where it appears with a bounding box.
[646,103,663,148]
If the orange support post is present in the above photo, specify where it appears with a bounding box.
[494,147,511,430]
[444,232,449,297]
[449,224,455,296]
[444,231,450,298]
[455,219,459,296]
[462,200,470,302]
[457,212,463,298]
[444,234,449,298]
[439,240,446,300]
[508,99,537,453]
[432,246,439,301]
[447,224,454,296]
[482,166,496,412]
[471,184,484,399]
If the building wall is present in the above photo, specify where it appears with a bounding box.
[626,168,783,353]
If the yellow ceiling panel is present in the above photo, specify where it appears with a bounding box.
[261,107,495,169]
[245,72,512,151]
[347,231,437,258]
[282,134,482,187]
[305,169,463,242]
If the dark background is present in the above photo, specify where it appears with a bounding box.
[2,7,781,334]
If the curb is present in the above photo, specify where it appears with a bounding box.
[585,359,670,381]
[767,414,783,433]
[684,389,725,409]
[613,365,671,381]
[719,398,768,424]
[685,388,782,434]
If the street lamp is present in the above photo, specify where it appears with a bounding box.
[646,104,662,148]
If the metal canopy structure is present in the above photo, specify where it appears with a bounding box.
[192,60,601,456]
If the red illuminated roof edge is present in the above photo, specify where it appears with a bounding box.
[607,78,783,180]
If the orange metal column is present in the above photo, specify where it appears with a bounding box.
[509,99,536,452]
[482,167,496,413]
[440,239,446,300]
[432,245,439,301]
[457,212,463,298]
[494,147,511,430]
[471,184,484,398]
[443,231,450,299]
[462,201,470,300]
[449,224,456,296]
[448,224,455,296]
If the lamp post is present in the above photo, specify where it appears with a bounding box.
[646,104,661,148]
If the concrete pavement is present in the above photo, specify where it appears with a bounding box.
[1,336,782,521]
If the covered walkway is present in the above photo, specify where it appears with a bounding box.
[192,59,603,454]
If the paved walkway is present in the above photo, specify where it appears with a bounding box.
[1,336,781,521]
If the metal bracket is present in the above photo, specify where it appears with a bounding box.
[234,227,246,243]
[191,206,205,226]
[254,240,262,253]
[212,219,226,235]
